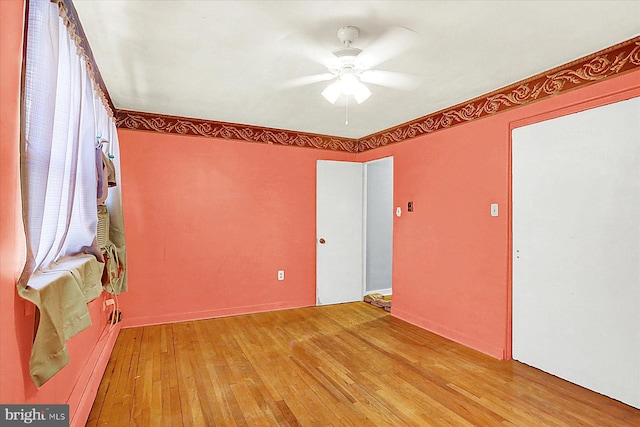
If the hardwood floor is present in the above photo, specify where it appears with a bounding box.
[87,302,640,426]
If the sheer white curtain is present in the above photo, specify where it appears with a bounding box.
[19,0,124,387]
[21,0,103,280]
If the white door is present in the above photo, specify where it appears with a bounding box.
[316,160,364,305]
[512,97,640,409]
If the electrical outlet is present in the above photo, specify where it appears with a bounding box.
[278,270,285,281]
[104,298,115,310]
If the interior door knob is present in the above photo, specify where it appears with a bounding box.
[319,238,326,244]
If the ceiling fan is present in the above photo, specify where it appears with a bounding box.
[321,26,373,104]
[284,25,419,107]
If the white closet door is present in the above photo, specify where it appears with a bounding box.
[512,97,640,409]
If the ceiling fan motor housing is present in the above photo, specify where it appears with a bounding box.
[337,26,360,46]
[333,47,363,58]
[330,26,366,74]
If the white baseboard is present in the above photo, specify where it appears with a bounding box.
[69,323,121,427]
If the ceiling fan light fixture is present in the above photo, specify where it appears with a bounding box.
[321,73,372,104]
[321,80,342,104]
[340,73,371,104]
[352,80,372,104]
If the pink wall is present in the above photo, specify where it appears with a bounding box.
[359,118,510,358]
[117,130,356,326]
[358,70,640,359]
[1,3,119,425]
[0,0,29,404]
[118,71,639,358]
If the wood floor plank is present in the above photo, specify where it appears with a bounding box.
[102,327,144,427]
[86,326,126,427]
[89,302,640,426]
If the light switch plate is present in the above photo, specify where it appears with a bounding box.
[491,203,499,217]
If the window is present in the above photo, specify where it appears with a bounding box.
[19,0,125,387]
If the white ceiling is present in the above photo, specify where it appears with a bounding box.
[74,1,639,139]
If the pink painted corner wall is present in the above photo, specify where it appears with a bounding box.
[0,0,30,404]
[118,70,639,358]
[116,129,356,326]
[358,70,640,359]
[1,3,119,425]
[358,117,510,358]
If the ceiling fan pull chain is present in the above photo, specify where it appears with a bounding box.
[345,95,349,125]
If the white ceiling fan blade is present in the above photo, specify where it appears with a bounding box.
[280,32,335,66]
[358,26,419,68]
[279,73,335,89]
[359,70,419,91]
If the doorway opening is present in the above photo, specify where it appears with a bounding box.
[316,157,393,306]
